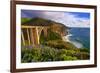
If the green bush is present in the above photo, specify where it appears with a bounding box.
[21,18,31,24]
[40,47,58,61]
[39,31,47,45]
[80,48,90,53]
[59,55,78,60]
[21,46,89,63]
[21,47,59,62]
[21,48,42,62]
[57,49,78,60]
[45,40,77,50]
[47,30,62,41]
[74,52,90,60]
[21,48,33,63]
[39,29,62,45]
[56,49,89,60]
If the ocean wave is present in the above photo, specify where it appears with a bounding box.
[67,34,73,37]
[63,35,83,48]
[69,40,83,48]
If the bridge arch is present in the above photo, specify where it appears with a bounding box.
[21,25,49,47]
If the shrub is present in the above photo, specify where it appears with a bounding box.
[21,47,59,62]
[21,48,33,63]
[59,55,78,60]
[74,52,90,60]
[45,40,77,50]
[39,29,62,45]
[21,18,31,24]
[21,46,89,63]
[57,49,78,60]
[80,48,90,53]
[40,47,58,61]
[47,30,62,41]
[21,48,42,62]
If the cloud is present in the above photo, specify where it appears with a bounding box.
[41,12,90,28]
[22,10,90,28]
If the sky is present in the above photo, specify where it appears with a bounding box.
[21,10,90,28]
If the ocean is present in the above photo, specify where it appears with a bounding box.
[65,27,90,49]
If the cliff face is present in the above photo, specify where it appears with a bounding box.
[50,23,68,36]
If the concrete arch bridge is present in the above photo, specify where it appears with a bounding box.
[21,25,49,47]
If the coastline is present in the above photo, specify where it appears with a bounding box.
[63,35,83,48]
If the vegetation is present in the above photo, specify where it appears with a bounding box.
[45,40,77,50]
[40,29,62,45]
[21,17,90,63]
[21,46,89,63]
[21,18,31,24]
